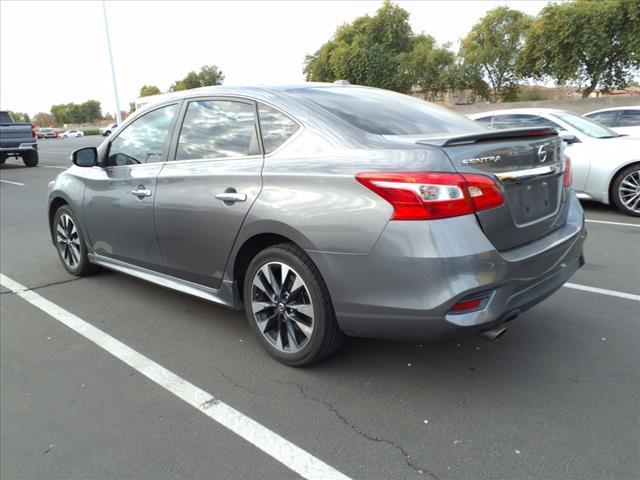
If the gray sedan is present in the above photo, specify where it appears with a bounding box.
[47,84,586,365]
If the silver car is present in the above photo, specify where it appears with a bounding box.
[47,85,586,365]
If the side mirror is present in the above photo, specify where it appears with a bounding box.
[72,147,98,167]
[559,132,580,144]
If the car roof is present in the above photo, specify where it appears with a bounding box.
[585,106,640,115]
[468,108,568,119]
[138,83,384,107]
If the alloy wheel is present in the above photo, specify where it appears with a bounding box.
[618,170,640,213]
[251,261,314,353]
[56,213,81,268]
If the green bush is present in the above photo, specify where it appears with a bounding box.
[82,129,100,136]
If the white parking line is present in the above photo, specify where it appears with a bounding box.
[564,283,640,302]
[0,179,25,186]
[0,273,352,480]
[585,219,640,228]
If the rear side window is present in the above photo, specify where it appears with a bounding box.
[0,111,13,123]
[258,104,299,153]
[176,100,260,160]
[491,114,559,130]
[291,87,485,135]
[587,111,618,127]
[108,104,177,166]
[619,110,640,127]
[475,116,494,127]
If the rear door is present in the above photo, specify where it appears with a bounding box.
[154,97,264,289]
[83,102,179,271]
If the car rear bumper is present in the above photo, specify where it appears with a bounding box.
[308,194,587,341]
[0,143,38,154]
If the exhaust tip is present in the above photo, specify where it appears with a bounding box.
[479,326,507,342]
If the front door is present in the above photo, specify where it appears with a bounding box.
[83,103,179,271]
[154,98,264,289]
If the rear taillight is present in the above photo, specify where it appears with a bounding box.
[355,172,504,221]
[563,156,572,187]
[31,124,36,138]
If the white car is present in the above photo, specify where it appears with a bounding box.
[59,130,84,138]
[584,106,640,137]
[99,123,118,136]
[469,108,640,216]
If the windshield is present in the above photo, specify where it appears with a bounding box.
[551,111,620,139]
[290,87,487,135]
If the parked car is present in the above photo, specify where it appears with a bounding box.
[584,106,640,137]
[0,110,38,166]
[100,123,118,136]
[37,127,59,139]
[470,108,640,216]
[59,130,84,138]
[47,85,586,365]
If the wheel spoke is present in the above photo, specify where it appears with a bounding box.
[253,271,275,300]
[284,318,299,349]
[256,312,278,334]
[69,243,80,265]
[266,264,281,296]
[288,302,313,319]
[252,300,274,315]
[286,311,313,338]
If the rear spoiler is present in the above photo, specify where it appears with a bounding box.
[416,127,558,147]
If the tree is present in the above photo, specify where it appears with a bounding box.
[459,7,532,102]
[139,85,161,97]
[519,0,640,98]
[169,64,225,92]
[32,112,54,127]
[8,111,30,123]
[303,0,415,92]
[50,100,102,125]
[397,35,457,100]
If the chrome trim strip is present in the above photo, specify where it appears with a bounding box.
[495,164,561,183]
[87,254,241,308]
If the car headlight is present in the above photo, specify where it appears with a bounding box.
[48,180,55,192]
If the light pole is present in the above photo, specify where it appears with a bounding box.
[102,0,121,124]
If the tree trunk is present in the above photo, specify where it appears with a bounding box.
[582,78,598,98]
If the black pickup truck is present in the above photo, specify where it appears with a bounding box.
[0,111,38,167]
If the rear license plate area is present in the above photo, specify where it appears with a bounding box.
[506,177,559,224]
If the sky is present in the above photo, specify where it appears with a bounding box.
[0,0,548,116]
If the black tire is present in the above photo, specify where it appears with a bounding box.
[22,150,39,167]
[52,205,97,276]
[243,243,344,366]
[611,164,640,217]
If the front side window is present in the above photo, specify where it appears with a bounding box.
[107,104,177,166]
[619,110,640,127]
[258,104,299,153]
[176,100,259,160]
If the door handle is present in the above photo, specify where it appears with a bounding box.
[215,192,247,203]
[130,186,152,198]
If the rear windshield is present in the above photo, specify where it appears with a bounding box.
[289,87,485,135]
[0,111,13,124]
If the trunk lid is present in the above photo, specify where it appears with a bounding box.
[418,128,569,251]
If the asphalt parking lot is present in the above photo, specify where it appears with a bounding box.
[1,137,638,480]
